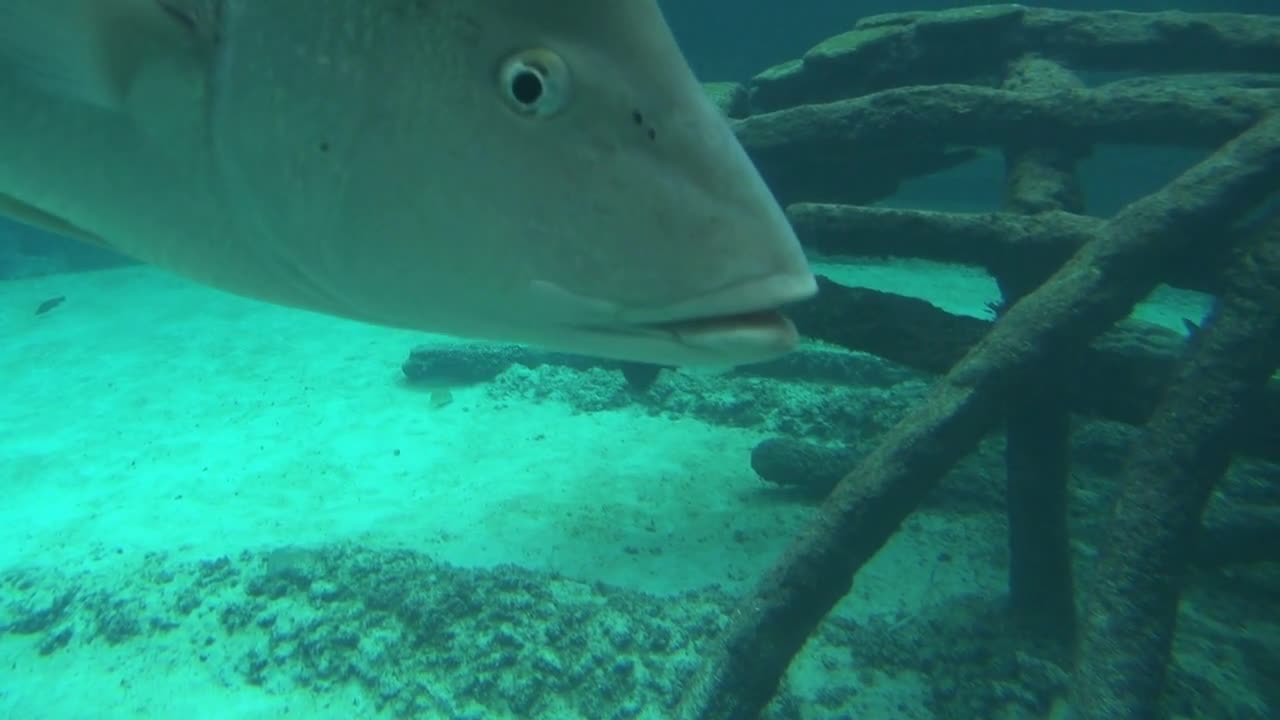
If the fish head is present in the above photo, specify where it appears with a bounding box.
[213,0,816,366]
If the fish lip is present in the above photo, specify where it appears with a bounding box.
[533,271,817,354]
[576,272,816,354]
[568,305,801,365]
[569,310,799,359]
[616,272,819,327]
[637,307,795,338]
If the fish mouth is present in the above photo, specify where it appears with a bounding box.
[527,272,817,363]
[617,272,818,328]
[551,272,818,361]
[632,307,801,354]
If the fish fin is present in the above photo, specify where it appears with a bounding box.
[0,192,114,249]
[0,0,199,110]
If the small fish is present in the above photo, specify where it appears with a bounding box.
[35,295,66,315]
[0,0,816,367]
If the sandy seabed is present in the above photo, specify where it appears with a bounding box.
[0,262,1209,719]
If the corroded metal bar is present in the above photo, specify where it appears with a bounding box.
[751,6,1280,111]
[998,56,1085,647]
[738,82,1278,206]
[788,203,1236,296]
[786,280,1280,462]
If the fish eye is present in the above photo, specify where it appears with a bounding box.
[498,49,571,118]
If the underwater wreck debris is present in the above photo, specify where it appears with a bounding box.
[749,5,1280,112]
[702,81,751,119]
[675,94,1280,719]
[790,277,988,371]
[749,436,1280,570]
[994,53,1083,645]
[670,7,1280,717]
[743,81,1277,153]
[732,9,1280,207]
[788,278,1280,462]
[1195,504,1280,567]
[749,438,855,498]
[1069,212,1280,720]
[736,79,1279,206]
[789,204,1239,296]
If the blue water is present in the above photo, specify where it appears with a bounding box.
[2,2,1277,719]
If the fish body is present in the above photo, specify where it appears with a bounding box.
[0,0,816,366]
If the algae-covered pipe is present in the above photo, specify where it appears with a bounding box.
[1068,214,1280,720]
[999,56,1086,649]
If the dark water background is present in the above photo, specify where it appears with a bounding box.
[664,0,1279,80]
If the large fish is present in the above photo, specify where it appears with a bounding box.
[0,0,816,366]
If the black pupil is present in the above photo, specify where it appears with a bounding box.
[511,70,544,106]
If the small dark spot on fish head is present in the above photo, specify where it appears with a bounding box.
[629,109,658,142]
[318,140,331,153]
